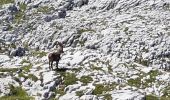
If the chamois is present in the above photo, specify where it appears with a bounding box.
[48,41,64,70]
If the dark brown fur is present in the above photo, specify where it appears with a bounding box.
[48,41,64,70]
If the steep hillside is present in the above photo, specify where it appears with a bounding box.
[0,0,170,100]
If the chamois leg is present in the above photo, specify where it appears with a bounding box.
[56,61,59,69]
[51,61,53,70]
[49,61,51,70]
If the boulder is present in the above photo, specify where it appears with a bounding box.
[10,47,26,57]
[58,9,66,18]
[8,4,18,14]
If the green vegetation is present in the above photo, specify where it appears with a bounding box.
[21,63,32,72]
[162,86,170,98]
[146,95,159,100]
[91,64,104,71]
[31,51,47,58]
[20,59,30,64]
[127,70,160,88]
[0,85,34,100]
[127,77,141,88]
[0,0,14,6]
[0,68,18,72]
[80,76,93,85]
[18,73,38,82]
[108,65,113,74]
[135,57,150,66]
[79,40,85,47]
[37,6,54,14]
[19,3,27,11]
[146,94,170,100]
[103,94,112,100]
[76,91,84,97]
[14,10,25,24]
[63,72,78,86]
[54,85,65,98]
[92,83,117,95]
[77,28,96,34]
[92,84,104,95]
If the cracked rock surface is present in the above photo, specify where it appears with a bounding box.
[0,0,170,100]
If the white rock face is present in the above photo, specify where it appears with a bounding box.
[0,0,170,99]
[111,90,145,100]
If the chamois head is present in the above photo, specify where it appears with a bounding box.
[53,41,64,54]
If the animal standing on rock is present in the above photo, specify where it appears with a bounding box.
[48,41,64,70]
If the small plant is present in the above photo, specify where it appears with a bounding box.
[92,84,105,95]
[76,91,84,97]
[91,64,103,71]
[92,83,116,95]
[103,94,112,100]
[145,95,159,100]
[31,51,47,58]
[77,28,96,34]
[0,0,14,6]
[14,11,25,24]
[63,72,78,86]
[20,59,30,64]
[54,85,65,97]
[127,77,141,88]
[0,85,34,100]
[79,76,93,85]
[21,63,32,72]
[0,68,18,72]
[37,6,54,14]
[18,73,38,82]
[28,74,38,82]
[19,3,27,11]
[162,86,170,97]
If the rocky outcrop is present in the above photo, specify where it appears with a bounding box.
[0,0,170,100]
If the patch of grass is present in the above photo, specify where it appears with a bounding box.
[77,28,96,34]
[19,3,27,11]
[37,6,54,14]
[21,64,32,72]
[79,76,93,85]
[18,73,38,82]
[72,67,82,73]
[91,64,103,71]
[20,59,30,64]
[0,0,14,6]
[0,68,18,72]
[92,84,104,95]
[143,70,159,87]
[162,86,170,97]
[135,57,150,66]
[127,77,141,88]
[79,40,85,47]
[145,95,159,100]
[31,51,47,58]
[63,72,78,86]
[14,11,25,24]
[0,85,34,100]
[54,85,65,97]
[128,70,160,88]
[76,90,84,97]
[108,65,113,74]
[28,74,38,82]
[103,94,112,100]
[92,83,117,95]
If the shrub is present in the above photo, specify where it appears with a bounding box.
[80,76,93,85]
[63,72,78,86]
[0,85,34,100]
[0,0,14,6]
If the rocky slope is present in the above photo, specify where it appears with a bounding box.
[0,0,170,100]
